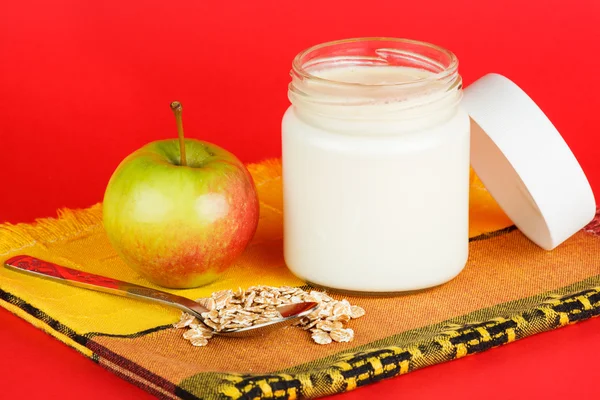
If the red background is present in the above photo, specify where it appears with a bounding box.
[1,0,599,398]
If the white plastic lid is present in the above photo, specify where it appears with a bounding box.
[463,73,596,250]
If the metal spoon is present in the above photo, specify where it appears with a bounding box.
[4,255,318,338]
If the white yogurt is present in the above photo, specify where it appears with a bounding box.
[282,39,470,293]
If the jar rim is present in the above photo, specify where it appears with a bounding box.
[291,37,459,88]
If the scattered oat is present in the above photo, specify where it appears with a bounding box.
[173,312,195,329]
[183,328,204,340]
[316,320,343,332]
[190,337,209,347]
[188,324,214,338]
[173,286,365,347]
[311,329,333,345]
[333,300,352,318]
[300,318,319,330]
[234,287,244,298]
[244,291,256,308]
[196,297,216,311]
[350,305,366,319]
[330,328,354,343]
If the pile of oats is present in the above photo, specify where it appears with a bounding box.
[173,286,365,347]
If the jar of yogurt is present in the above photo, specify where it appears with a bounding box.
[282,38,470,293]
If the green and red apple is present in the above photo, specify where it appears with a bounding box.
[102,102,259,288]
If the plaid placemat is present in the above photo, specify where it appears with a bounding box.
[1,159,598,399]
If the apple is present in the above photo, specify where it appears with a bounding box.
[102,102,259,288]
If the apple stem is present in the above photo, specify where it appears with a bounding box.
[170,101,187,166]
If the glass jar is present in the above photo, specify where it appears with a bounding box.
[282,38,470,293]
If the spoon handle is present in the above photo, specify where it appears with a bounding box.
[4,255,208,318]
